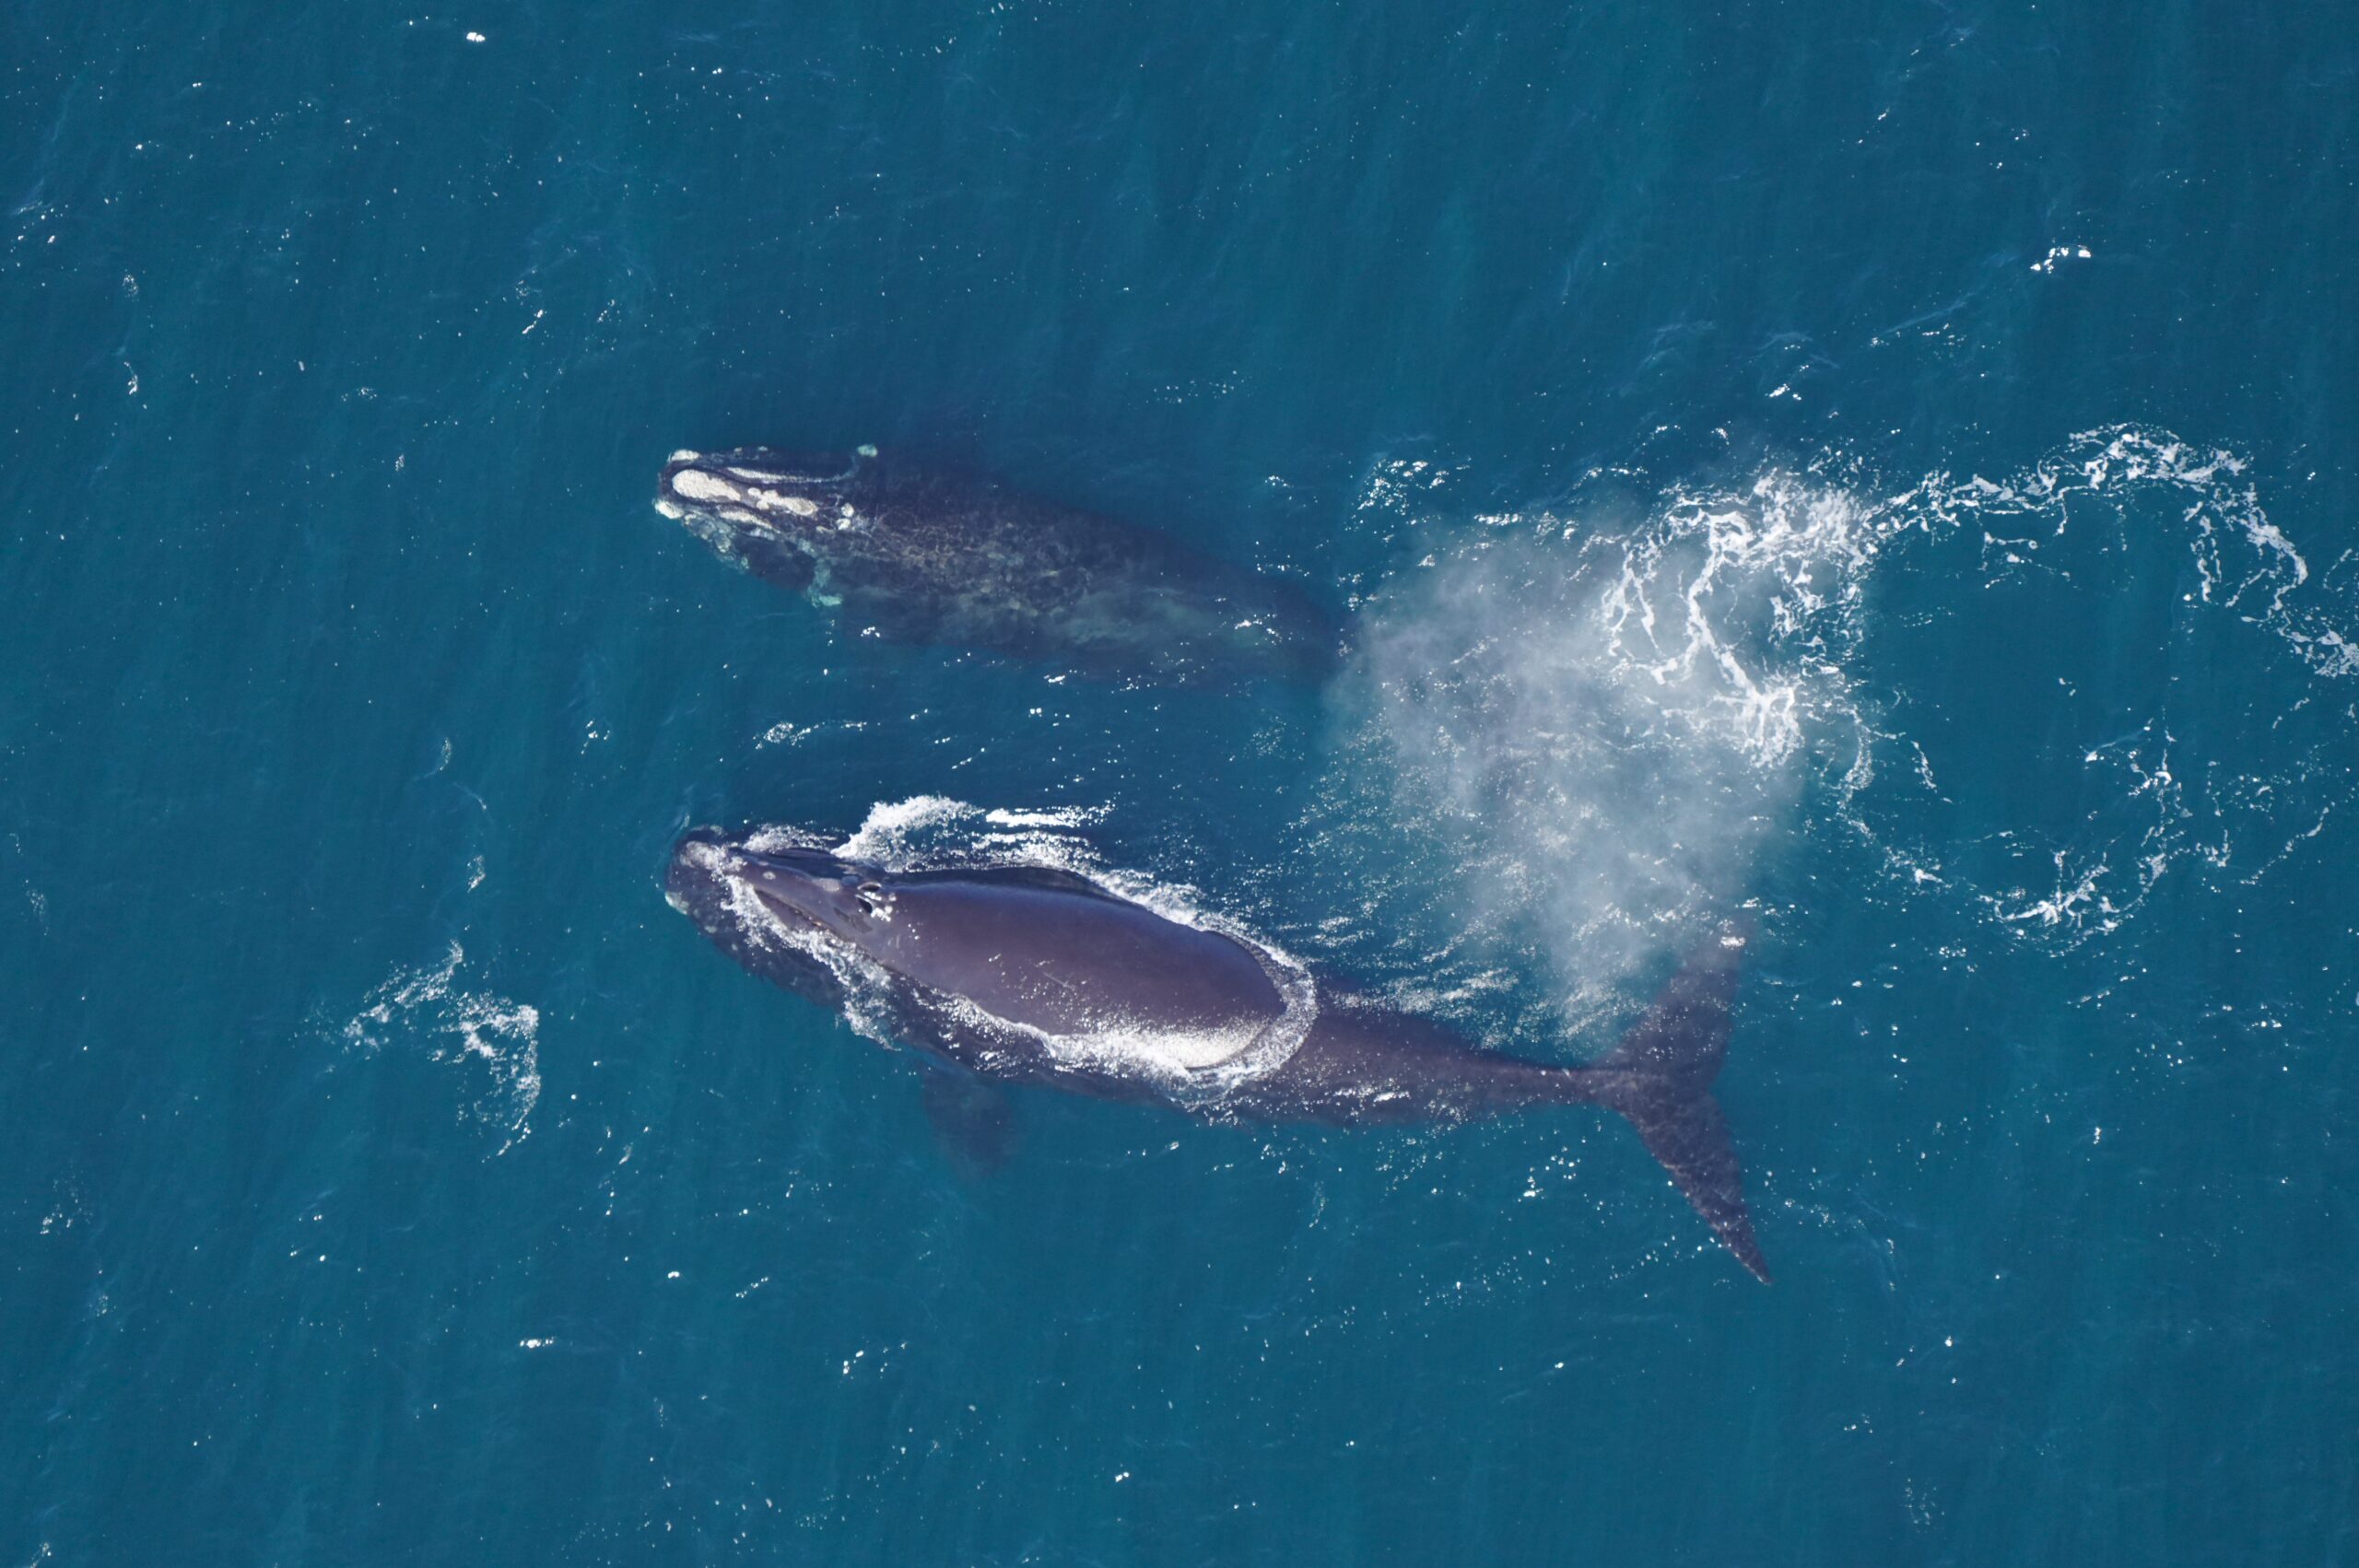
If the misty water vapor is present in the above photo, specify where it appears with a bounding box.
[1345,472,1879,1028]
[1325,427,2355,1037]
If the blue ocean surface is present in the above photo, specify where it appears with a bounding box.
[5,1,2355,1562]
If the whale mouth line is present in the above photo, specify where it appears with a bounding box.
[663,454,861,490]
[751,884,827,933]
[724,462,860,487]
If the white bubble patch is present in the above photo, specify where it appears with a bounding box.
[1332,424,2355,1010]
[341,942,542,1152]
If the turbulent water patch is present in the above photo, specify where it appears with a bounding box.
[1331,426,2354,1019]
[340,942,543,1152]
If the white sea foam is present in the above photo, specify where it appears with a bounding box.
[341,942,542,1151]
[1336,425,2353,993]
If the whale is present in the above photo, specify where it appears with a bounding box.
[654,445,1340,685]
[666,826,1772,1281]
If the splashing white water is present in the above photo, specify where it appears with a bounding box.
[1339,470,1869,1025]
[822,794,1109,868]
[1335,425,2353,1006]
[342,942,542,1151]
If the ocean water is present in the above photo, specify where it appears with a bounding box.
[5,1,2355,1562]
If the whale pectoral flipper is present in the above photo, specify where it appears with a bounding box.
[1579,924,1770,1283]
[920,1067,1017,1180]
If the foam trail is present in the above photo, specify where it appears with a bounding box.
[1865,427,2354,945]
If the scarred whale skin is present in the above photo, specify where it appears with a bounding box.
[667,827,1771,1282]
[655,445,1341,685]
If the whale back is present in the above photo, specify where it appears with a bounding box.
[861,866,1287,1047]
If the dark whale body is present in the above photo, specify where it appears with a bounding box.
[656,446,1339,685]
[668,827,1771,1281]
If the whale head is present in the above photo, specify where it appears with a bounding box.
[665,828,890,1007]
[655,445,883,566]
[651,445,882,587]
[733,844,892,947]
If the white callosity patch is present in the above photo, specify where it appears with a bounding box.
[668,468,741,506]
[341,942,542,1151]
[652,451,703,521]
[668,465,828,525]
[1338,425,2354,993]
[732,799,1317,1100]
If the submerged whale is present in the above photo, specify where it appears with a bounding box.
[667,826,1772,1281]
[655,446,1340,685]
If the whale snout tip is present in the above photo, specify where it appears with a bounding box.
[654,451,705,521]
[663,465,743,508]
[669,829,849,891]
[674,833,730,868]
[665,829,739,892]
[653,458,768,532]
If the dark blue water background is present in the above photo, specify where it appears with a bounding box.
[5,2,2355,1562]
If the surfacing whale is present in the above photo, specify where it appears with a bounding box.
[667,826,1771,1282]
[655,445,1340,685]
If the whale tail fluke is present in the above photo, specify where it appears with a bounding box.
[1582,921,1770,1283]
